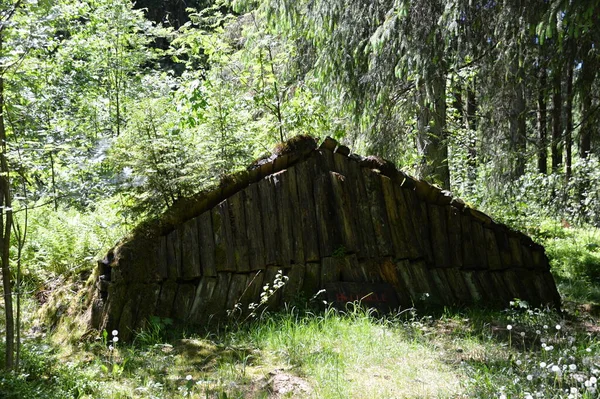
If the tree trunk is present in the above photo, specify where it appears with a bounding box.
[579,43,595,159]
[565,59,574,180]
[537,65,548,174]
[551,64,562,171]
[0,68,14,371]
[466,80,477,184]
[416,73,450,190]
[509,53,526,178]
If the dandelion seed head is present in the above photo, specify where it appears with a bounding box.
[112,337,119,343]
[556,324,562,330]
[507,325,513,331]
[527,374,533,381]
[112,330,119,336]
[186,375,193,381]
[569,364,577,371]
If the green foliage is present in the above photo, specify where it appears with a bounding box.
[18,198,127,281]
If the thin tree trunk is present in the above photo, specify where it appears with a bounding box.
[551,65,562,171]
[465,80,477,187]
[509,54,526,178]
[0,69,14,371]
[537,65,548,174]
[579,43,595,159]
[565,59,574,180]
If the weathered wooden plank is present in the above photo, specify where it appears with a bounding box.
[198,211,217,277]
[155,280,178,319]
[133,283,161,332]
[259,175,281,265]
[243,183,266,271]
[274,170,294,267]
[329,172,359,254]
[226,274,249,314]
[521,244,534,269]
[361,168,394,257]
[401,188,433,263]
[444,268,472,304]
[460,213,476,269]
[303,262,321,297]
[239,271,265,311]
[229,191,250,272]
[157,236,168,280]
[508,236,524,268]
[212,202,235,272]
[340,254,363,282]
[172,283,196,321]
[484,228,503,270]
[189,277,217,324]
[429,268,455,304]
[381,175,411,259]
[313,173,342,257]
[346,156,378,259]
[393,185,421,259]
[294,156,320,262]
[495,228,513,268]
[166,229,181,280]
[181,218,202,280]
[461,271,483,303]
[428,204,450,268]
[377,258,411,305]
[321,257,342,286]
[286,165,305,264]
[204,273,231,321]
[283,263,306,304]
[447,206,463,268]
[471,220,488,269]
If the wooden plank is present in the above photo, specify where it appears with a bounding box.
[401,188,433,263]
[313,173,341,257]
[259,175,281,265]
[226,274,249,314]
[495,228,513,268]
[346,156,377,259]
[340,254,364,282]
[286,165,305,264]
[471,220,488,269]
[212,202,235,272]
[509,236,524,268]
[484,228,503,270]
[361,168,394,257]
[330,172,358,254]
[157,236,168,280]
[283,263,306,304]
[447,206,463,268]
[181,218,202,280]
[172,283,196,321]
[274,170,294,267]
[381,175,411,259]
[243,183,266,271]
[229,191,250,272]
[393,184,421,259]
[377,258,411,305]
[166,229,181,280]
[189,277,217,324]
[198,211,217,277]
[321,257,342,286]
[155,280,178,319]
[303,262,321,298]
[294,156,320,262]
[461,213,476,269]
[428,204,450,268]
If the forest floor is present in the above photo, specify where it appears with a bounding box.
[1,287,600,399]
[1,222,600,398]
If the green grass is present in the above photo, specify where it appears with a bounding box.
[2,300,600,399]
